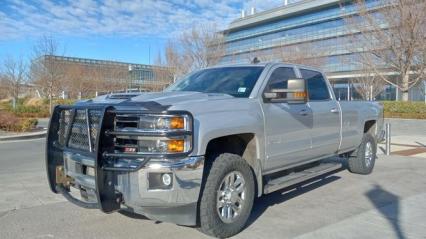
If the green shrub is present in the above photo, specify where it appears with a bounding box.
[382,101,426,119]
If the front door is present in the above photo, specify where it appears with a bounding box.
[262,67,313,173]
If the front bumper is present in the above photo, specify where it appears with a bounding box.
[118,156,204,225]
[46,105,204,226]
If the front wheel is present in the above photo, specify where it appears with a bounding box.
[198,153,255,238]
[348,133,377,175]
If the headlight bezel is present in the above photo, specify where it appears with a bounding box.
[113,111,194,157]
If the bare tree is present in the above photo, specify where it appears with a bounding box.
[235,42,328,67]
[87,64,128,95]
[151,53,173,91]
[88,66,104,96]
[347,0,426,101]
[337,49,386,100]
[350,66,386,100]
[180,24,225,70]
[1,55,27,108]
[30,36,65,113]
[272,42,327,68]
[161,24,225,81]
[0,75,8,99]
[163,41,187,81]
[417,80,426,103]
[63,64,91,99]
[103,65,128,93]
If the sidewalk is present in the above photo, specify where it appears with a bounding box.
[378,118,426,158]
[294,192,426,239]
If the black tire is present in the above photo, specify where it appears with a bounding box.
[348,133,377,175]
[198,153,255,238]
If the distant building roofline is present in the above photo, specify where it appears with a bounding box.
[40,55,167,69]
[225,0,343,33]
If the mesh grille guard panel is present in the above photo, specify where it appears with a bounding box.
[68,109,90,151]
[56,109,102,152]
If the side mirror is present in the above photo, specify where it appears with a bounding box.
[263,78,307,104]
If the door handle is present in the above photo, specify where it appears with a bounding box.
[299,109,309,116]
[330,108,339,113]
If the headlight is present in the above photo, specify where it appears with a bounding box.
[113,112,193,156]
[138,114,192,154]
[139,115,191,131]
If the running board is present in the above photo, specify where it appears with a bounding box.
[263,162,342,194]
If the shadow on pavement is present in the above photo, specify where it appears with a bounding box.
[246,173,342,228]
[415,141,426,147]
[366,184,404,239]
[118,209,150,220]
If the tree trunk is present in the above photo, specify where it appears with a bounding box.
[12,97,17,109]
[401,74,410,102]
[49,94,53,115]
[401,91,409,101]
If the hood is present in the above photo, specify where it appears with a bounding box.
[84,91,235,107]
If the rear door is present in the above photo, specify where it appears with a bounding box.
[261,66,313,172]
[299,68,340,158]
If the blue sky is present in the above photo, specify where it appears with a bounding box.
[0,0,283,65]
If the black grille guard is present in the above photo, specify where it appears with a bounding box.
[46,104,120,212]
[46,104,193,212]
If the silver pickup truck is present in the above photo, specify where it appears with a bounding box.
[46,62,384,238]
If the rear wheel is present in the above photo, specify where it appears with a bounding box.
[348,133,377,175]
[199,153,255,238]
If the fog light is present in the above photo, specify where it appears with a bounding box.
[162,173,172,186]
[148,173,173,189]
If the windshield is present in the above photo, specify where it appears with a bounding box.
[166,66,264,98]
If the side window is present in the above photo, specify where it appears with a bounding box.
[265,67,297,92]
[300,69,331,101]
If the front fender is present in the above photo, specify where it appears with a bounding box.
[192,109,264,158]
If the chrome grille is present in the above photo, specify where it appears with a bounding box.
[114,114,139,153]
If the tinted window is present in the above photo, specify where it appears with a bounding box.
[166,67,264,98]
[300,69,330,101]
[265,67,297,92]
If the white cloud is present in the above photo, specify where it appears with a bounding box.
[0,0,286,41]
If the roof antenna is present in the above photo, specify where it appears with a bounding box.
[252,57,260,64]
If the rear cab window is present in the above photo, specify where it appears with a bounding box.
[300,69,331,101]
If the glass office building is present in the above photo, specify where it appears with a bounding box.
[221,0,425,101]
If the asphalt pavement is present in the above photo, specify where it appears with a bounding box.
[1,139,426,239]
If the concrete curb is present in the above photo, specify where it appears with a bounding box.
[0,130,47,141]
[385,118,426,121]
